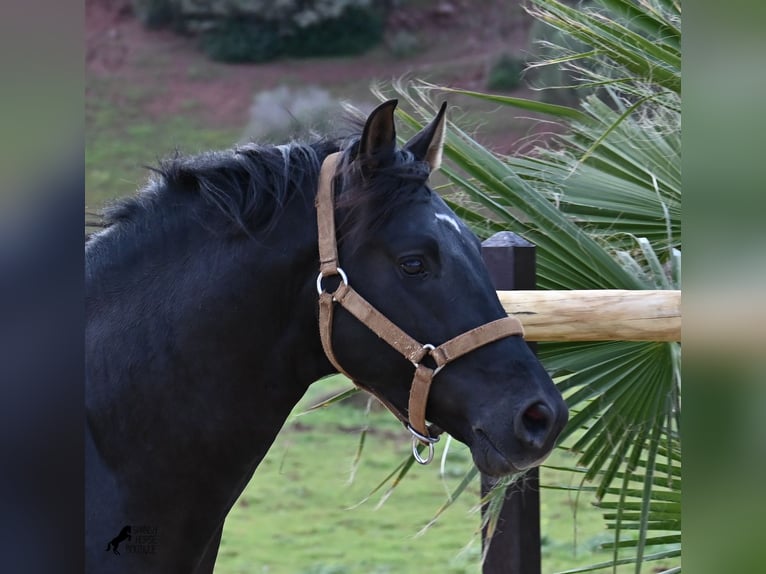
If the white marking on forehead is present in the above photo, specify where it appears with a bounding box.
[435,212,461,233]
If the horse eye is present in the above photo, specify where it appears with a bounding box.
[399,257,425,276]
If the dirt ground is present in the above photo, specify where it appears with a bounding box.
[85,0,536,139]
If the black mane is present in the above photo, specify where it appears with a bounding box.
[91,140,338,240]
[87,134,432,248]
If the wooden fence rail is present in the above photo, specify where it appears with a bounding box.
[497,289,681,342]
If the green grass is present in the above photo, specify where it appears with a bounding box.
[85,76,240,210]
[213,377,640,574]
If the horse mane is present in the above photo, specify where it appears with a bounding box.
[87,127,432,248]
[89,140,337,242]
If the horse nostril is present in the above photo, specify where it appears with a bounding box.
[515,401,553,450]
[527,402,548,420]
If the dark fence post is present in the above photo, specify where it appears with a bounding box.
[480,231,540,574]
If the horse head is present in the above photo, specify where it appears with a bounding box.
[321,100,568,477]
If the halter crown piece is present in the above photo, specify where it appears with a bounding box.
[315,152,525,465]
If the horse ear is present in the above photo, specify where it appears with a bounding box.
[404,102,447,172]
[357,99,398,170]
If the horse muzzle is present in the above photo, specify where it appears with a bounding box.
[469,395,569,477]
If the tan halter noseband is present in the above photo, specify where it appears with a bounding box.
[315,152,525,464]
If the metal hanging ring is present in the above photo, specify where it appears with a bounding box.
[412,436,435,465]
[315,267,349,295]
[411,343,435,368]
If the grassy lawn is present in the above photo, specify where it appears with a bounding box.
[86,76,241,210]
[213,377,629,574]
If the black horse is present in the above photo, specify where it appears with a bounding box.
[85,100,568,573]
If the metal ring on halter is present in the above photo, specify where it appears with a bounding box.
[412,438,435,465]
[315,267,349,295]
[410,343,445,376]
[411,343,435,368]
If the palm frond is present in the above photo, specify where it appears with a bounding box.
[370,1,681,572]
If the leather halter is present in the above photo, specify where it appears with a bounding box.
[315,152,525,464]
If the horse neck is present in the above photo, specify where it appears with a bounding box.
[86,164,336,511]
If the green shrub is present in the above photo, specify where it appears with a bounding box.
[282,6,384,58]
[131,0,176,29]
[200,17,283,63]
[486,54,525,91]
[139,1,386,63]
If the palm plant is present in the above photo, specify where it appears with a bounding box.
[365,1,681,572]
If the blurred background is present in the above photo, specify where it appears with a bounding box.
[85,0,556,212]
[85,2,619,573]
[5,1,766,573]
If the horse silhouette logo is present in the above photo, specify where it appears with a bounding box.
[105,525,131,555]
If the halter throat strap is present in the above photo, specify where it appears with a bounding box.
[314,152,525,462]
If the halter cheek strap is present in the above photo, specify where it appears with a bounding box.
[315,152,525,464]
